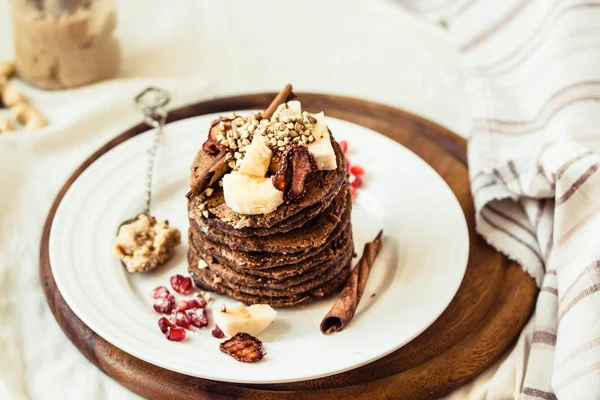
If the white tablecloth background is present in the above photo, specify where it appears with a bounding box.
[0,1,530,398]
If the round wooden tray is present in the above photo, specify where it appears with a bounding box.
[40,93,537,399]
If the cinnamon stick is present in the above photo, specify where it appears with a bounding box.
[262,84,294,120]
[186,150,229,199]
[320,230,384,334]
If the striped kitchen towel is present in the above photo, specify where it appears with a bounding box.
[400,0,600,398]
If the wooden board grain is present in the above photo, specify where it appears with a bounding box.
[40,93,538,400]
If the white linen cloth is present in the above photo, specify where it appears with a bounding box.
[402,0,600,399]
[0,1,474,399]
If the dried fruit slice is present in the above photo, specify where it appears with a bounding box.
[219,332,265,363]
[272,145,316,203]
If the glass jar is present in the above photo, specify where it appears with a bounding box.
[10,0,121,89]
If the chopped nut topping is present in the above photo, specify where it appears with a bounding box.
[207,104,321,169]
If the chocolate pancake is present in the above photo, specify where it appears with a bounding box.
[189,223,352,280]
[188,137,347,230]
[191,189,351,254]
[189,249,352,308]
[199,248,352,297]
[190,189,336,238]
[188,201,352,270]
[189,227,353,289]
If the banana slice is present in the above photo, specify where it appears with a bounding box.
[286,100,302,115]
[308,112,337,170]
[238,134,272,177]
[214,304,277,338]
[222,173,284,215]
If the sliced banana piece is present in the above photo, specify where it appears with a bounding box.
[238,134,272,177]
[286,100,302,115]
[311,112,327,140]
[308,112,337,170]
[222,172,284,215]
[214,304,277,338]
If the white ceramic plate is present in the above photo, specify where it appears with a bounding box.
[49,111,469,384]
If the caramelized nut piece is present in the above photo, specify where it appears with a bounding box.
[0,117,14,133]
[1,83,24,107]
[272,145,317,203]
[0,60,14,78]
[13,102,48,129]
[219,332,265,363]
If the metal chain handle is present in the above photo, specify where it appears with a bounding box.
[134,87,171,214]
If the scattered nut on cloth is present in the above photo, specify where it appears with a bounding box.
[402,0,600,398]
[0,59,13,77]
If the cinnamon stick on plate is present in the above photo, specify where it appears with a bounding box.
[320,230,384,334]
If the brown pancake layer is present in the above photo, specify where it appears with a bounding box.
[189,223,353,281]
[189,226,353,292]
[189,192,352,270]
[190,249,352,308]
[190,187,350,254]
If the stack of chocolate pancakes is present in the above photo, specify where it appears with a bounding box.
[187,138,353,308]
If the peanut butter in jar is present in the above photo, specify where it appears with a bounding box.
[10,0,121,89]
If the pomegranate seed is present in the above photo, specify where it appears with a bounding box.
[212,325,225,338]
[339,140,348,154]
[170,274,193,295]
[151,286,170,299]
[186,308,208,328]
[153,295,175,314]
[173,311,191,329]
[350,165,365,176]
[158,317,176,334]
[352,176,363,188]
[165,327,186,341]
[176,298,206,312]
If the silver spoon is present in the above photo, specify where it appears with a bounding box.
[117,87,171,233]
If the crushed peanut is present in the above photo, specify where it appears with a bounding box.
[0,117,14,133]
[1,83,24,107]
[12,101,47,129]
[0,60,14,78]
